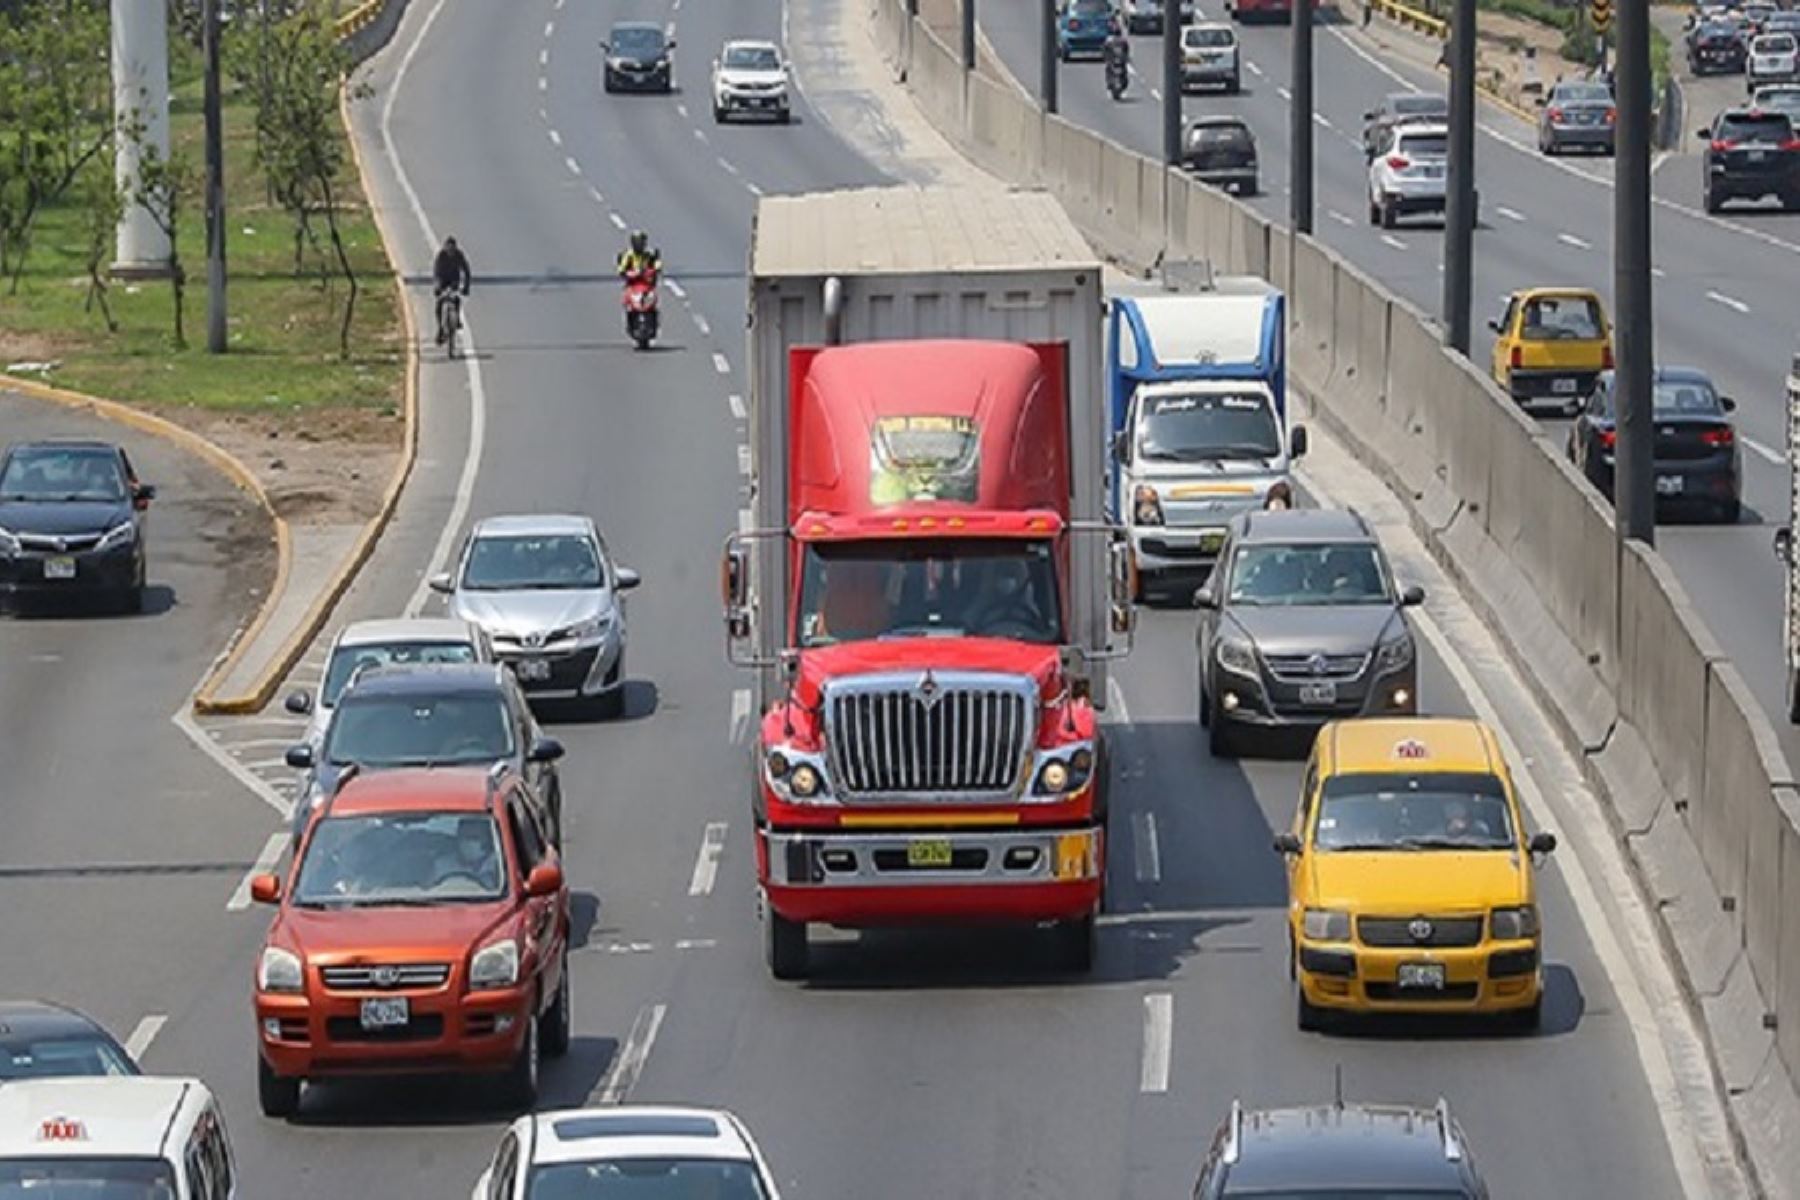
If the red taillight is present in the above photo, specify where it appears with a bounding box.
[1548,106,1564,122]
[1510,345,1523,369]
[1702,427,1736,447]
[1783,137,1800,150]
[1605,107,1618,124]
[1599,429,1617,450]
[1387,154,1410,170]
[1712,138,1739,151]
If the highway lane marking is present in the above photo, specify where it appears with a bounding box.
[1247,61,1263,77]
[1131,812,1161,884]
[1652,266,1666,278]
[693,128,707,143]
[1704,289,1750,314]
[539,77,547,92]
[548,128,562,146]
[688,822,729,896]
[588,185,605,203]
[718,157,740,176]
[730,688,752,742]
[227,834,289,911]
[539,48,548,67]
[676,102,689,118]
[1556,232,1590,249]
[609,212,627,230]
[538,107,548,123]
[1327,209,1353,226]
[1276,84,1292,101]
[565,156,582,176]
[225,737,301,753]
[1105,676,1132,724]
[673,938,715,950]
[713,352,731,374]
[694,313,712,335]
[239,758,293,772]
[666,279,686,299]
[1313,112,1331,129]
[173,708,293,819]
[1744,436,1785,465]
[1139,993,1172,1093]
[597,1003,667,1104]
[737,444,750,475]
[1496,204,1526,221]
[123,1016,166,1062]
[746,182,764,196]
[737,508,752,535]
[543,20,553,38]
[728,392,745,419]
[1379,233,1407,250]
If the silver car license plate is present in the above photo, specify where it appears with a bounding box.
[1552,378,1578,394]
[1750,149,1769,162]
[360,997,409,1030]
[1423,164,1444,178]
[1398,962,1446,989]
[42,556,75,580]
[515,659,552,682]
[1656,475,1684,496]
[1298,681,1337,706]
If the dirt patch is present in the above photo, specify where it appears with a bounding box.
[1476,11,1589,110]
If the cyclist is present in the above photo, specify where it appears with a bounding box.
[433,236,472,345]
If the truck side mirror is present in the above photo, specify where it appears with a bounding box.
[1529,831,1558,858]
[1111,431,1127,463]
[1288,424,1308,459]
[1720,396,1737,412]
[722,547,750,609]
[1776,527,1793,564]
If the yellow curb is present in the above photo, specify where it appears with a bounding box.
[0,370,296,695]
[188,73,422,715]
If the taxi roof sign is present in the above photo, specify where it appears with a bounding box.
[36,1117,88,1142]
[1393,739,1429,760]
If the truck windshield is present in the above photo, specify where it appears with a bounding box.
[1137,391,1280,462]
[797,539,1062,646]
[0,1158,178,1198]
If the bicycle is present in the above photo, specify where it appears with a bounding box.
[436,287,465,359]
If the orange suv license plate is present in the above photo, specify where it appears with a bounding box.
[360,997,409,1030]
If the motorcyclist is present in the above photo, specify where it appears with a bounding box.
[432,236,471,345]
[616,230,661,282]
[1103,26,1130,93]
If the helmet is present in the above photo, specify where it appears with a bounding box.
[443,236,457,250]
[630,230,649,253]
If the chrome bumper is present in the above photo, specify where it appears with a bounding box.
[764,827,1102,888]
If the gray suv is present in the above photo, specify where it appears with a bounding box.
[1193,1097,1489,1197]
[1196,509,1422,757]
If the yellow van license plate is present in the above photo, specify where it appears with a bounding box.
[907,839,953,868]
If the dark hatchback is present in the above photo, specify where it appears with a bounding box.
[0,440,154,614]
[1700,107,1800,211]
[602,22,674,93]
[1567,367,1741,523]
[0,1000,139,1080]
[1193,1098,1489,1197]
[1689,20,1749,74]
[1183,117,1259,195]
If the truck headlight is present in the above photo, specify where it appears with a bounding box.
[1216,636,1257,676]
[1302,909,1352,941]
[97,520,136,551]
[1133,485,1164,526]
[258,947,303,992]
[1376,634,1414,673]
[1489,905,1539,940]
[1032,745,1096,796]
[470,938,520,990]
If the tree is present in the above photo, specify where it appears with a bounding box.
[127,132,196,348]
[76,163,122,331]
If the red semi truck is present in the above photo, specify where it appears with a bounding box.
[722,188,1134,979]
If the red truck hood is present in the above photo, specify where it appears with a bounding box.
[796,638,1059,707]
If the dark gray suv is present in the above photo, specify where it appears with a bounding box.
[1193,1098,1489,1197]
[1196,509,1422,758]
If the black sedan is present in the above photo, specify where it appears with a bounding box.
[602,21,674,93]
[0,439,154,613]
[1689,21,1748,74]
[1183,116,1258,195]
[0,1000,140,1079]
[1567,367,1741,523]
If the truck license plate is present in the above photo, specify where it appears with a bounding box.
[1298,682,1337,706]
[515,658,551,682]
[360,997,409,1030]
[42,556,75,580]
[1655,475,1684,496]
[1397,962,1445,990]
[907,839,953,868]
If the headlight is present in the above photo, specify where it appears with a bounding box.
[1133,485,1164,526]
[258,947,303,992]
[565,613,611,641]
[1302,909,1352,941]
[1489,905,1540,940]
[469,938,520,990]
[765,749,832,803]
[1216,636,1257,676]
[97,520,136,551]
[1375,634,1414,673]
[1032,745,1096,796]
[0,526,18,555]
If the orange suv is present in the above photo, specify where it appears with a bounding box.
[249,764,571,1117]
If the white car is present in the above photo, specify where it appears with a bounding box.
[1753,82,1800,121]
[1181,23,1240,94]
[712,40,791,124]
[473,1106,782,1199]
[0,1077,237,1197]
[1368,122,1454,229]
[1749,32,1800,90]
[284,616,494,747]
[1121,0,1195,33]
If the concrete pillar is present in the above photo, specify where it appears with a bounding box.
[112,0,173,278]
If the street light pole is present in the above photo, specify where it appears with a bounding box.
[203,0,227,353]
[963,0,977,70]
[1443,0,1476,354]
[1042,0,1058,113]
[1163,0,1181,165]
[1290,0,1315,234]
[1614,0,1655,544]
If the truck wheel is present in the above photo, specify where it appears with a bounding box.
[258,1057,300,1118]
[765,908,809,980]
[1057,913,1097,973]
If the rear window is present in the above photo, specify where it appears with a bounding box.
[1653,379,1724,416]
[1397,132,1447,157]
[1192,122,1251,143]
[1185,27,1234,47]
[1520,295,1604,340]
[1555,83,1612,103]
[1393,94,1446,116]
[1718,112,1794,142]
[1757,34,1797,52]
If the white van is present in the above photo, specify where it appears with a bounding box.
[0,1077,237,1198]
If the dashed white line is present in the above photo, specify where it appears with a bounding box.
[737,444,751,475]
[1140,993,1173,1094]
[1327,208,1354,226]
[543,20,553,38]
[588,185,606,204]
[548,128,562,146]
[1276,84,1292,101]
[1557,232,1590,249]
[730,688,753,742]
[1496,204,1526,222]
[1379,233,1407,250]
[123,1016,167,1062]
[609,212,627,230]
[673,938,717,950]
[1704,290,1749,313]
[597,1004,667,1104]
[1132,812,1162,884]
[537,107,548,122]
[1745,436,1785,466]
[746,182,763,196]
[693,128,707,143]
[539,48,549,67]
[538,76,547,92]
[1105,676,1132,724]
[228,833,288,911]
[728,392,746,419]
[712,352,731,374]
[676,102,689,118]
[693,314,712,336]
[1651,266,1666,279]
[565,156,582,176]
[666,279,686,299]
[718,157,740,176]
[1246,61,1264,77]
[688,822,729,896]
[1313,112,1332,129]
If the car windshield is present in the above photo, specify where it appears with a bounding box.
[0,1034,137,1080]
[1397,131,1447,157]
[293,811,508,906]
[1555,83,1612,102]
[1313,771,1516,851]
[1719,112,1794,142]
[322,640,479,707]
[526,1159,770,1199]
[724,45,779,69]
[1757,34,1796,51]
[1220,1192,1469,1199]
[1137,391,1280,462]
[797,538,1063,646]
[610,26,664,54]
[323,693,515,768]
[1226,542,1391,606]
[0,1160,179,1199]
[463,534,603,591]
[1520,295,1603,340]
[1185,27,1233,47]
[0,448,125,503]
[1756,88,1800,113]
[1393,94,1446,117]
[1192,122,1251,144]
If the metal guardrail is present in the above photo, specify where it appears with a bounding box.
[333,0,383,39]
[1369,0,1448,38]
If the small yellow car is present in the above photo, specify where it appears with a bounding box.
[1488,286,1613,413]
[1274,717,1558,1031]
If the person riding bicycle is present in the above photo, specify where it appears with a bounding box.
[433,236,471,345]
[616,230,661,283]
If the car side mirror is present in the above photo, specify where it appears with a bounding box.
[285,744,314,770]
[285,690,313,716]
[249,873,281,904]
[1720,395,1737,412]
[615,566,641,591]
[1529,831,1558,857]
[1400,584,1425,607]
[1696,128,1713,140]
[1288,424,1309,459]
[528,735,565,764]
[1194,585,1217,610]
[1362,109,1375,121]
[1487,318,1502,333]
[525,863,565,898]
[1272,832,1302,855]
[666,37,676,48]
[1776,527,1793,564]
[428,572,454,594]
[1535,95,1547,107]
[132,483,156,510]
[598,39,610,51]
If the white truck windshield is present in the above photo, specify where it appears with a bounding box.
[1137,391,1280,462]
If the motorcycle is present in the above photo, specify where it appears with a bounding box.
[622,265,660,350]
[1105,53,1128,101]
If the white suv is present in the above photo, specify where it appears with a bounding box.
[473,1106,782,1199]
[712,39,791,123]
[1181,23,1241,94]
[1368,122,1454,228]
[1749,32,1800,92]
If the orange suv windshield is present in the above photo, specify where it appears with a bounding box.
[293,811,509,907]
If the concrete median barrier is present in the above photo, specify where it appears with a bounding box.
[873,0,909,72]
[1290,238,1335,391]
[910,22,965,134]
[1136,157,1167,261]
[1781,809,1800,1089]
[1746,775,1799,1005]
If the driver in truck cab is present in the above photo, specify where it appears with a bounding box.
[814,559,894,643]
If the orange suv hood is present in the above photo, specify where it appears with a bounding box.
[278,901,514,963]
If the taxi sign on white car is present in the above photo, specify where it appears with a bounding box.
[0,1076,237,1198]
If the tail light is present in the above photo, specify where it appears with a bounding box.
[1548,106,1564,122]
[1510,345,1523,369]
[1387,154,1410,170]
[1783,137,1800,150]
[1702,427,1736,447]
[1602,344,1615,369]
[1599,429,1617,450]
[1712,138,1739,151]
[1605,107,1618,124]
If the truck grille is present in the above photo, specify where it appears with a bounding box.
[825,673,1036,798]
[320,963,451,991]
[1264,652,1369,682]
[1357,916,1484,947]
